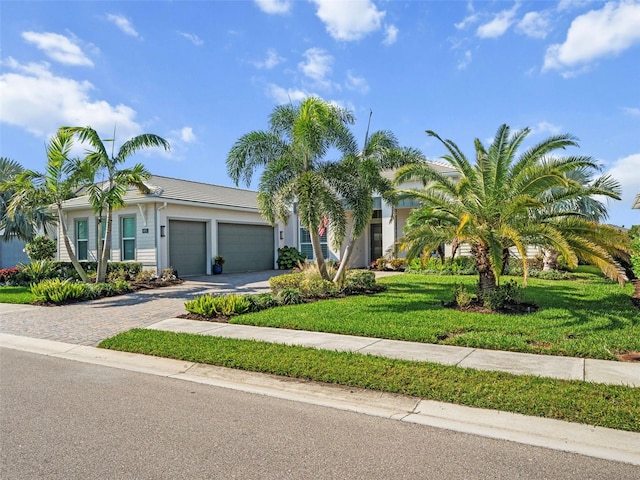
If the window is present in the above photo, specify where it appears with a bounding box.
[121,216,136,261]
[76,219,88,261]
[299,226,328,260]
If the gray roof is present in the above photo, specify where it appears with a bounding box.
[634,193,640,209]
[62,175,259,211]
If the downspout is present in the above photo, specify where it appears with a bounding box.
[156,202,167,274]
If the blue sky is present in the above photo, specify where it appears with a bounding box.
[1,0,639,227]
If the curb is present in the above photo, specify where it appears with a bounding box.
[2,332,639,466]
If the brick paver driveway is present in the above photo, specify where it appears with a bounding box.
[0,271,278,346]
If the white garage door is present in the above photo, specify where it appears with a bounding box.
[218,223,274,273]
[169,220,207,276]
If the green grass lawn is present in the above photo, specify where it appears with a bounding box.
[0,286,35,304]
[99,329,640,432]
[228,270,638,360]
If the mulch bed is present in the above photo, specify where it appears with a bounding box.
[443,299,539,315]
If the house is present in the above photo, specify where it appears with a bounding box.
[58,176,287,276]
[634,193,640,210]
[0,234,29,269]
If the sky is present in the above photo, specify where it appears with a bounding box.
[1,0,639,227]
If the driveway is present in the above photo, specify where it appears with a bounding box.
[0,270,280,346]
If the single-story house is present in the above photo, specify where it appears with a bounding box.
[58,175,287,276]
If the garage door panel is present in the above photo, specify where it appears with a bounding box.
[218,223,274,273]
[169,220,207,276]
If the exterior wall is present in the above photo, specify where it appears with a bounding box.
[0,236,29,268]
[59,201,280,274]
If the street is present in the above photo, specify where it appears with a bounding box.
[1,348,638,479]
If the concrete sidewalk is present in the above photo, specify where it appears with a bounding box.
[147,318,640,387]
[1,333,639,467]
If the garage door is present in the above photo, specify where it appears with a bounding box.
[218,223,274,273]
[169,220,207,276]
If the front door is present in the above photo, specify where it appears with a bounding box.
[370,223,382,263]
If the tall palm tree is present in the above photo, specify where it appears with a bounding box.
[3,130,90,281]
[226,97,358,280]
[325,130,424,282]
[395,124,630,300]
[0,157,55,242]
[64,126,170,283]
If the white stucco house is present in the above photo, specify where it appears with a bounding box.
[58,176,287,276]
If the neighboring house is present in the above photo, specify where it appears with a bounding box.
[0,234,29,269]
[634,193,640,210]
[58,176,287,276]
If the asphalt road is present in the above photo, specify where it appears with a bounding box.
[2,348,638,480]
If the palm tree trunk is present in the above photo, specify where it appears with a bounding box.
[333,235,355,283]
[97,208,112,283]
[57,204,89,283]
[472,243,497,301]
[543,248,559,271]
[309,229,329,280]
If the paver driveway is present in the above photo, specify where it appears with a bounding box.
[0,271,278,346]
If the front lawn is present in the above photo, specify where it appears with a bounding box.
[0,286,35,304]
[99,329,640,432]
[227,271,638,360]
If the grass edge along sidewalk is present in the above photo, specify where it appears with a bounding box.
[99,329,640,433]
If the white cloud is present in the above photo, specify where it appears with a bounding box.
[605,153,640,222]
[345,71,370,94]
[266,84,310,104]
[22,31,93,66]
[106,14,140,37]
[457,50,472,70]
[517,11,551,39]
[544,1,640,73]
[622,106,640,116]
[254,0,291,15]
[252,48,285,69]
[298,48,334,89]
[0,58,142,140]
[455,0,478,29]
[311,0,385,41]
[530,121,563,136]
[557,0,597,11]
[383,24,398,45]
[179,127,196,143]
[178,32,203,46]
[476,4,519,39]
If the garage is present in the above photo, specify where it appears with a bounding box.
[169,220,207,276]
[218,223,274,273]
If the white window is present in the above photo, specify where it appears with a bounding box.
[121,216,136,261]
[299,226,328,261]
[76,219,88,261]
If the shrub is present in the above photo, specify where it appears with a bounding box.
[452,283,473,308]
[343,270,378,293]
[299,276,338,298]
[375,257,388,270]
[30,278,88,304]
[185,294,250,317]
[407,257,477,275]
[269,273,305,295]
[482,280,522,311]
[246,293,279,312]
[134,269,156,283]
[25,235,57,261]
[388,258,407,271]
[19,260,57,284]
[277,246,306,270]
[161,267,178,281]
[631,237,640,279]
[0,267,20,284]
[277,288,303,305]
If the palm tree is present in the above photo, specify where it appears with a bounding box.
[538,167,622,271]
[64,126,170,283]
[395,124,630,301]
[0,157,55,242]
[226,97,358,280]
[3,130,90,281]
[325,129,424,282]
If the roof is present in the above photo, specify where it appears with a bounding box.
[634,193,640,209]
[61,175,260,211]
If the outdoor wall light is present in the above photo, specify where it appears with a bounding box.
[279,230,284,240]
[160,225,166,237]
